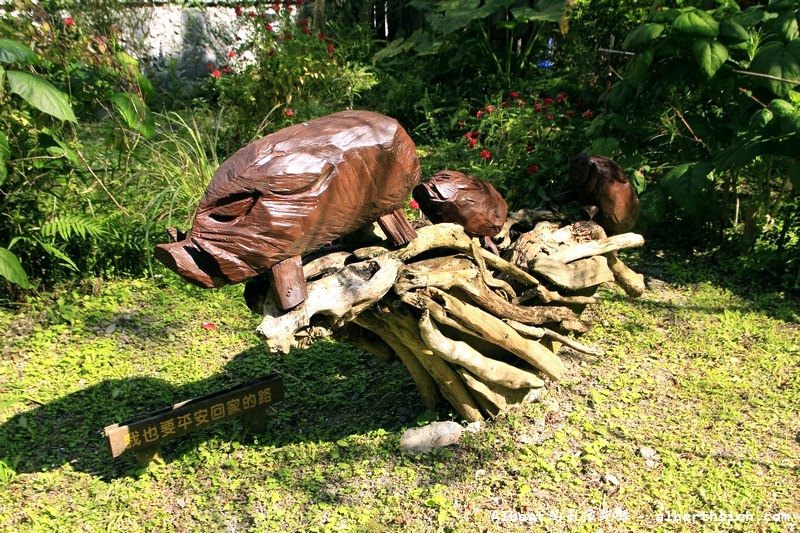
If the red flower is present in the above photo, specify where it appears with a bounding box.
[235,5,243,16]
[557,92,566,104]
[464,132,472,139]
[476,110,484,118]
[527,164,540,174]
[265,23,274,32]
[302,27,311,34]
[546,114,554,120]
[509,90,519,98]
[327,44,335,53]
[480,149,491,160]
[502,101,510,108]
[472,130,481,137]
[534,103,542,112]
[249,11,256,17]
[543,97,553,105]
[262,12,268,19]
[468,137,478,148]
[273,3,281,12]
[525,145,533,152]
[223,66,231,73]
[300,19,309,26]
[298,0,305,4]
[457,120,465,128]
[517,100,526,107]
[563,109,574,118]
[268,48,275,56]
[409,199,420,209]
[201,323,217,331]
[485,105,495,114]
[211,69,221,78]
[584,110,594,119]
[284,109,295,117]
[206,63,214,71]
[318,31,326,40]
[64,17,75,27]
[228,50,237,58]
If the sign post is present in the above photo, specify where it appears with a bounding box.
[104,374,283,463]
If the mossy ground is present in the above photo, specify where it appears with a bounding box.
[1,252,798,532]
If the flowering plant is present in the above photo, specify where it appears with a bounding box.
[453,89,597,208]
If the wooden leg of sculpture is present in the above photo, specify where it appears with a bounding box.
[377,208,418,245]
[269,256,308,310]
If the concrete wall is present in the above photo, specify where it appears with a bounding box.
[114,2,246,82]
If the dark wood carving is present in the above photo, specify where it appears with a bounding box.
[154,110,421,310]
[552,154,639,235]
[412,170,508,253]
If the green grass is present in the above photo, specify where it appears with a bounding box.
[1,259,799,531]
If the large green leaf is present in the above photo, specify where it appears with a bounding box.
[636,186,670,230]
[7,71,77,123]
[673,9,720,37]
[622,23,665,51]
[750,42,800,97]
[749,107,774,129]
[767,10,800,42]
[0,131,8,186]
[0,39,39,65]
[715,138,767,171]
[625,47,654,86]
[693,39,729,77]
[590,137,619,156]
[719,20,750,43]
[608,81,635,110]
[511,0,566,23]
[0,247,32,289]
[661,162,714,215]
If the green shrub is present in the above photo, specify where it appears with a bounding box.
[0,3,153,294]
[590,0,800,287]
[441,88,600,209]
[207,4,379,145]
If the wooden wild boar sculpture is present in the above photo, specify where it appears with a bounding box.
[154,110,420,310]
[552,154,639,235]
[412,170,508,254]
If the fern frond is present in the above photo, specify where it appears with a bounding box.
[40,213,105,241]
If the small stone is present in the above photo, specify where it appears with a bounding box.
[105,323,117,334]
[465,421,482,433]
[645,459,657,468]
[399,421,463,454]
[603,473,620,486]
[638,446,658,460]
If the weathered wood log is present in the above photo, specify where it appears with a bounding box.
[529,255,615,291]
[254,217,645,421]
[359,305,485,422]
[419,311,545,389]
[256,255,402,353]
[546,233,645,264]
[425,288,566,381]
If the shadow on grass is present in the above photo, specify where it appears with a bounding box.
[0,340,426,480]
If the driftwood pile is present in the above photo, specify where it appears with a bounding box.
[252,210,645,422]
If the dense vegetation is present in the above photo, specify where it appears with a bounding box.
[1,2,798,530]
[0,0,798,298]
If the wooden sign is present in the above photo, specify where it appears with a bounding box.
[104,374,283,459]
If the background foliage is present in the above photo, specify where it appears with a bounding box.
[1,0,798,297]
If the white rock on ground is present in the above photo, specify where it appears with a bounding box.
[400,422,464,454]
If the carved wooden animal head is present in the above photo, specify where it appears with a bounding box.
[567,154,639,235]
[154,110,420,293]
[412,170,508,238]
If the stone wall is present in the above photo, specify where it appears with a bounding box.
[114,2,245,82]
